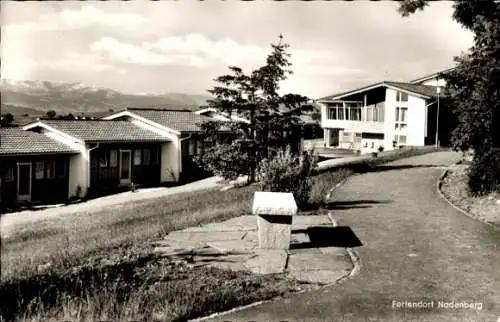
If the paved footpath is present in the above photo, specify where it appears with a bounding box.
[213,151,500,322]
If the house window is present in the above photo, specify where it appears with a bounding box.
[196,140,203,155]
[395,107,408,122]
[394,134,408,145]
[134,149,142,165]
[396,91,408,102]
[56,159,66,178]
[345,103,363,121]
[328,107,337,120]
[46,160,56,179]
[99,153,108,167]
[143,149,150,165]
[395,107,408,132]
[189,139,196,156]
[35,161,44,179]
[152,148,160,165]
[110,150,118,167]
[327,103,344,120]
[4,167,14,182]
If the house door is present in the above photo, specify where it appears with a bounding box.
[119,150,132,184]
[17,163,32,201]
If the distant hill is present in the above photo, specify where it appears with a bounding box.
[0,79,212,124]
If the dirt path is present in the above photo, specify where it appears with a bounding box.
[213,151,500,321]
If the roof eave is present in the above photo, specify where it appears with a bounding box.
[0,151,79,156]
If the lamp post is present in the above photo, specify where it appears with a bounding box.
[435,80,441,148]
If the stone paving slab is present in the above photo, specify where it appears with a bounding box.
[244,249,288,274]
[152,215,353,286]
[165,231,246,243]
[207,239,256,253]
[242,231,258,242]
[319,247,349,256]
[183,216,257,233]
[290,232,310,244]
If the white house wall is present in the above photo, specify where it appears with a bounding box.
[68,153,88,198]
[161,141,180,182]
[384,88,427,149]
[407,95,426,146]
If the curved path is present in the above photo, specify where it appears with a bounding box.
[214,151,500,321]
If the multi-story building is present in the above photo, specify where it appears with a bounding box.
[318,68,454,154]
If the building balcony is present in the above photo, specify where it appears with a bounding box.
[321,119,385,133]
[320,101,386,134]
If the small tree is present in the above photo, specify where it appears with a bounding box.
[198,35,313,182]
[0,113,14,127]
[46,110,56,119]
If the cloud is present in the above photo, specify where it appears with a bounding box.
[88,33,345,73]
[90,37,173,66]
[0,51,127,80]
[45,52,128,74]
[6,5,146,33]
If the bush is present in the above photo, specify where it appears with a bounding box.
[467,148,500,196]
[195,143,250,181]
[256,147,317,208]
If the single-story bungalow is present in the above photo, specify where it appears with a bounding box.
[0,127,79,205]
[0,108,232,207]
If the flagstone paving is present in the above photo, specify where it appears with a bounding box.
[152,214,354,285]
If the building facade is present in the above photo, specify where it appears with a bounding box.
[318,69,453,154]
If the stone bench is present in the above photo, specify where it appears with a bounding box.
[252,191,297,249]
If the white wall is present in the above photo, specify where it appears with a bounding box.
[383,88,398,150]
[384,88,427,149]
[360,139,384,155]
[161,140,181,182]
[407,95,427,146]
[68,153,88,198]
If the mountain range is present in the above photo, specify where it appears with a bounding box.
[1,79,212,124]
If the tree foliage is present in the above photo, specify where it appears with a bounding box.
[399,0,500,194]
[0,113,15,127]
[46,110,56,119]
[197,36,314,182]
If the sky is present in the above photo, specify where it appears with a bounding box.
[1,1,474,99]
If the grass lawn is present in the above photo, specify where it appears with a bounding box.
[1,184,260,281]
[441,164,500,227]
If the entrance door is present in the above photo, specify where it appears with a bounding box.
[17,163,32,201]
[119,150,132,184]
